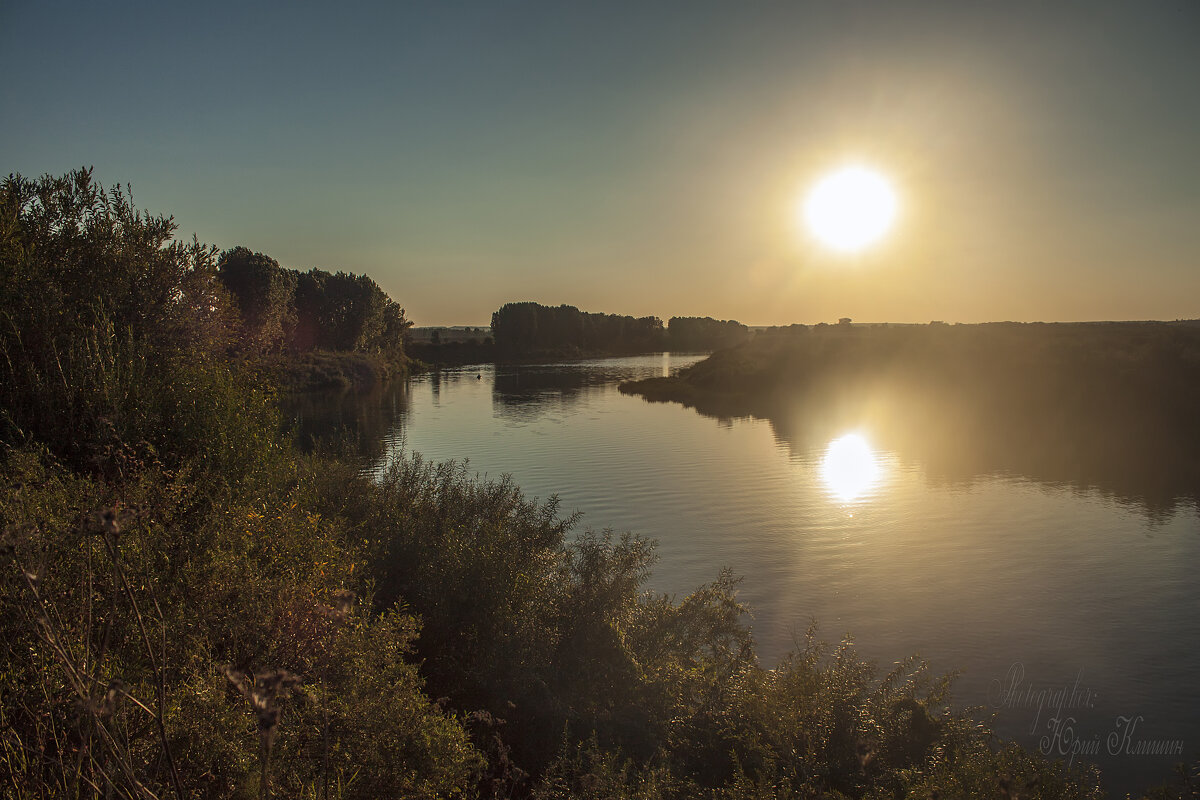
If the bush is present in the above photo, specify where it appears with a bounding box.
[0,169,269,481]
[0,446,482,798]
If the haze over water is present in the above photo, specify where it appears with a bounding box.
[290,353,1200,794]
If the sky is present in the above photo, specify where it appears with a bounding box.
[3,1,1198,326]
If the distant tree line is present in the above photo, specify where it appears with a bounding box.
[492,302,752,359]
[624,320,1200,512]
[491,302,667,358]
[217,246,412,357]
[666,316,751,351]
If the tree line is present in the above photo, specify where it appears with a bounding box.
[666,316,752,351]
[623,320,1200,512]
[491,302,750,359]
[217,246,412,357]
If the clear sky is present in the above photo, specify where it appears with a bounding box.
[3,1,1198,326]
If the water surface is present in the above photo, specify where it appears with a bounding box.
[291,354,1200,793]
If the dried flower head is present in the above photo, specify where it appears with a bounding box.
[222,665,302,736]
[0,522,34,558]
[92,505,136,538]
[856,739,876,770]
[330,589,355,616]
[84,679,127,718]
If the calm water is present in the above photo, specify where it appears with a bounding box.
[291,354,1200,793]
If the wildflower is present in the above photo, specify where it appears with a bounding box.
[92,505,134,538]
[856,739,876,770]
[97,506,122,538]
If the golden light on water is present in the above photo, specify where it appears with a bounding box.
[820,432,882,502]
[802,165,898,253]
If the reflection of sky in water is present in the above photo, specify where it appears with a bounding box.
[304,354,1200,796]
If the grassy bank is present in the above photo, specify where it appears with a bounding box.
[408,339,496,366]
[272,349,409,392]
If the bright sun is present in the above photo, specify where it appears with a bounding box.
[802,165,898,253]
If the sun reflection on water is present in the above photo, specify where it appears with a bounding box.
[820,432,883,502]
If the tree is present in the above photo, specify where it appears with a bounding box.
[491,302,666,358]
[667,316,751,351]
[290,268,411,355]
[217,246,297,352]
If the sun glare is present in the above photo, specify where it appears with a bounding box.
[802,165,898,253]
[820,432,882,502]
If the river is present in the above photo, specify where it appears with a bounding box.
[286,353,1200,794]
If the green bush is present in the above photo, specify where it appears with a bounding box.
[0,445,482,799]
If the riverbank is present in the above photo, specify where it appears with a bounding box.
[407,339,496,365]
[310,352,1200,796]
[621,321,1200,510]
[267,350,411,392]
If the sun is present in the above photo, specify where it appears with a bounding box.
[802,165,898,253]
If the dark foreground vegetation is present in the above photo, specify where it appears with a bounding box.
[624,322,1200,513]
[492,302,750,360]
[1,169,1191,797]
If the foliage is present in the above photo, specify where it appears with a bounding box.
[218,247,413,360]
[407,338,496,366]
[275,350,398,392]
[667,317,751,352]
[532,734,678,800]
[0,170,474,798]
[0,449,481,798]
[0,169,253,477]
[492,302,665,359]
[216,247,297,353]
[291,268,411,355]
